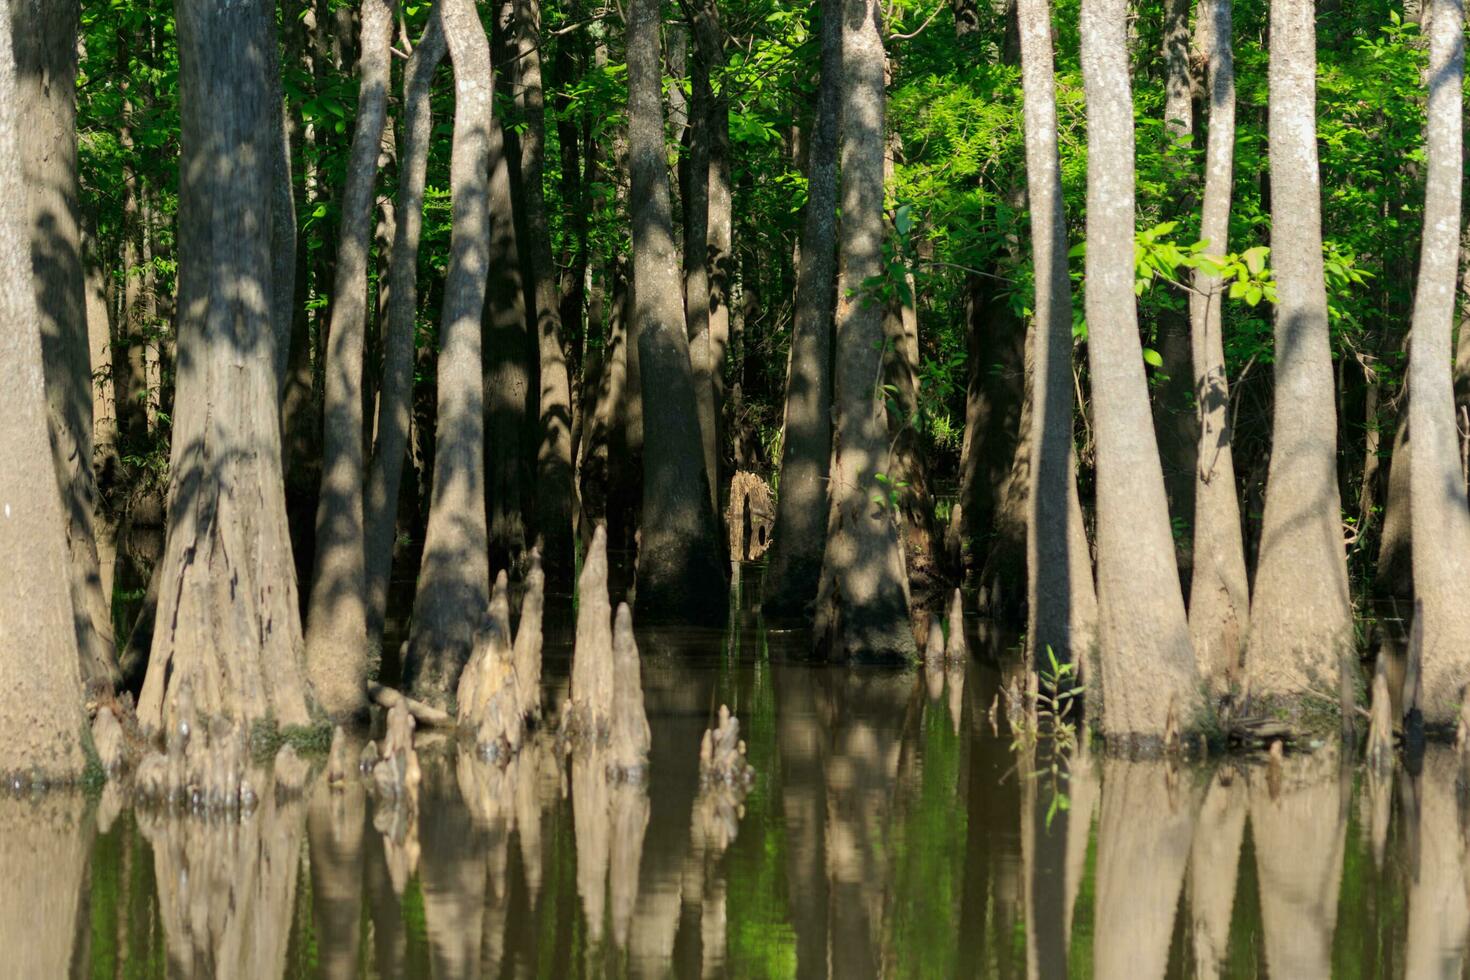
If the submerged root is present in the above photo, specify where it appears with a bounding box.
[699,705,754,789]
[564,524,615,743]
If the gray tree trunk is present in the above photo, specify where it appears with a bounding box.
[1081,0,1201,745]
[762,0,841,622]
[403,0,495,709]
[1246,0,1355,727]
[1407,0,1470,731]
[812,0,916,663]
[511,0,576,588]
[1189,0,1250,700]
[0,0,90,780]
[137,0,315,733]
[1016,0,1098,672]
[627,0,727,623]
[13,0,118,689]
[682,38,719,518]
[364,7,446,642]
[306,0,396,721]
[693,1,732,441]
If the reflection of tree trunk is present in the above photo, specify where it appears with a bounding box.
[1403,749,1470,977]
[0,795,92,978]
[1094,760,1201,979]
[307,776,366,979]
[1189,768,1247,979]
[140,772,307,978]
[418,752,488,978]
[775,664,830,979]
[1249,748,1348,978]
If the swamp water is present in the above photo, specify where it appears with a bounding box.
[10,564,1468,978]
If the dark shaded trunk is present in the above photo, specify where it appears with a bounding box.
[627,0,728,623]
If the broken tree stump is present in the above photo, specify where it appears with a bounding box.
[727,471,775,561]
[607,604,651,780]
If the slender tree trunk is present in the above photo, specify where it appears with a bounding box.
[1153,0,1197,583]
[1188,0,1249,700]
[1246,0,1355,727]
[305,0,396,720]
[682,37,719,517]
[511,0,576,587]
[14,0,119,689]
[117,28,149,450]
[1016,0,1098,670]
[1406,0,1470,732]
[483,107,532,571]
[812,0,916,663]
[364,7,447,643]
[0,0,89,779]
[267,10,298,396]
[627,0,727,623]
[693,1,732,446]
[136,0,315,733]
[762,0,841,622]
[402,0,494,709]
[1081,0,1201,745]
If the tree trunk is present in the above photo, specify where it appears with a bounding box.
[627,0,728,623]
[1246,0,1355,727]
[14,0,119,689]
[1081,0,1201,745]
[682,36,719,518]
[136,0,315,734]
[762,0,841,623]
[305,0,396,721]
[402,0,494,709]
[1406,0,1470,732]
[365,6,447,643]
[1016,0,1098,670]
[1153,0,1197,583]
[1188,0,1249,699]
[483,102,532,572]
[0,0,89,779]
[812,0,916,663]
[693,1,732,446]
[511,0,576,588]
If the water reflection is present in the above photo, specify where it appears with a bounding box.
[14,574,1470,977]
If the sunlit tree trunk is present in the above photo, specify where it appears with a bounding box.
[1188,0,1249,697]
[364,7,446,642]
[812,0,916,663]
[626,0,727,623]
[1016,0,1098,670]
[306,0,396,720]
[14,0,118,689]
[682,33,719,517]
[1246,0,1355,728]
[137,0,315,733]
[1080,0,1201,744]
[763,0,841,622]
[403,0,494,708]
[0,0,90,778]
[693,0,733,444]
[1406,0,1470,731]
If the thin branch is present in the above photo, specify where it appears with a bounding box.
[889,1,945,41]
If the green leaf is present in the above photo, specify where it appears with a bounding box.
[1142,347,1163,368]
[1242,245,1269,277]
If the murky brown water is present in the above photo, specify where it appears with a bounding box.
[11,565,1469,978]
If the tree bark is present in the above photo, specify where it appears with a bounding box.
[812,0,916,663]
[1016,0,1098,670]
[0,0,89,779]
[762,0,841,623]
[682,33,719,518]
[693,1,732,444]
[1246,0,1355,727]
[1188,0,1249,699]
[1406,0,1470,732]
[14,0,119,689]
[305,0,396,721]
[402,0,494,709]
[136,0,315,733]
[1081,0,1201,745]
[511,0,576,588]
[483,103,532,572]
[626,0,728,623]
[365,6,447,643]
